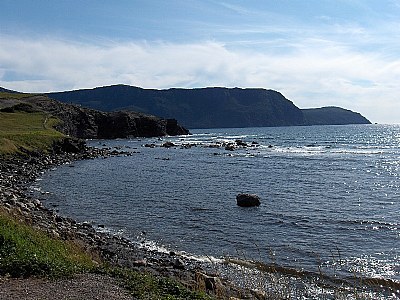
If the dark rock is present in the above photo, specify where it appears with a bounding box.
[53,138,86,154]
[162,141,175,148]
[173,258,185,269]
[236,193,261,207]
[166,119,190,135]
[225,144,235,151]
[235,139,247,147]
[195,272,222,294]
[208,144,220,148]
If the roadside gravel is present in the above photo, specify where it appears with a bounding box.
[0,273,134,300]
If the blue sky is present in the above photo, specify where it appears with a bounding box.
[1,0,400,123]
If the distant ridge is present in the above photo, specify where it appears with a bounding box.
[0,87,19,93]
[0,84,370,129]
[45,84,371,128]
[302,107,370,126]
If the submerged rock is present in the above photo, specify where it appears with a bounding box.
[162,141,175,148]
[224,143,235,151]
[235,139,248,147]
[236,193,261,207]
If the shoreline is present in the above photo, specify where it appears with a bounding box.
[1,145,399,299]
[0,146,243,298]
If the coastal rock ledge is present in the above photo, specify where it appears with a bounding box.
[236,193,261,207]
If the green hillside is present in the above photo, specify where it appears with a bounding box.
[0,93,64,156]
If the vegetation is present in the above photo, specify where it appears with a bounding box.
[0,92,64,156]
[104,267,213,300]
[0,92,36,100]
[0,209,96,278]
[0,207,215,298]
[0,110,64,156]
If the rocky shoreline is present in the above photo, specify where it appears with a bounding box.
[0,146,242,298]
[2,145,399,300]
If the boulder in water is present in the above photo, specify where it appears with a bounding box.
[162,141,175,148]
[236,193,261,207]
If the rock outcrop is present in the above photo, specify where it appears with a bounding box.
[52,138,87,154]
[0,94,189,139]
[236,193,261,207]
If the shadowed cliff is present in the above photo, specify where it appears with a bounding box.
[47,84,371,128]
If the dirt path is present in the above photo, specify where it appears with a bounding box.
[0,274,134,300]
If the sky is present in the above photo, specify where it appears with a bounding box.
[1,1,400,123]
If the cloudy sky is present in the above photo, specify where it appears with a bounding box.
[1,0,400,123]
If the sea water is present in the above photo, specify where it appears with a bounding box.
[33,124,400,290]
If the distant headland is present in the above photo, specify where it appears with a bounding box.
[46,85,371,128]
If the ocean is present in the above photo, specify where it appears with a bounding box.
[33,124,400,295]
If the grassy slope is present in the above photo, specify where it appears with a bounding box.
[0,209,212,299]
[0,111,64,155]
[0,209,96,278]
[0,92,36,100]
[0,92,64,156]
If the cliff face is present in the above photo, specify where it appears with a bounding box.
[47,85,371,128]
[0,94,189,138]
[48,85,306,128]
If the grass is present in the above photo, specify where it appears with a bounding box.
[0,209,96,278]
[0,94,65,156]
[104,268,214,300]
[0,208,215,298]
[0,92,36,99]
[0,110,64,156]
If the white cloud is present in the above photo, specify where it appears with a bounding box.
[0,34,399,124]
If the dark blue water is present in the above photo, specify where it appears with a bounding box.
[34,125,400,283]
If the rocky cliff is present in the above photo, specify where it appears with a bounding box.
[47,85,371,128]
[0,94,189,138]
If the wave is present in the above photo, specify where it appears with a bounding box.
[135,133,399,161]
